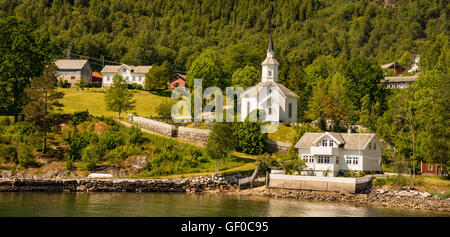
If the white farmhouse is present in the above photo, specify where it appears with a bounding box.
[101,64,152,87]
[240,35,298,123]
[294,131,383,177]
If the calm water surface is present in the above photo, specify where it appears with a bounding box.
[0,192,448,217]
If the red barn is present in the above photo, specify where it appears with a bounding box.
[420,161,442,176]
[92,72,102,85]
[381,62,405,75]
[170,73,186,89]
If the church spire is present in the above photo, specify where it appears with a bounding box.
[267,34,274,52]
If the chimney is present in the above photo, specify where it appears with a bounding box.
[347,126,352,134]
[66,49,71,59]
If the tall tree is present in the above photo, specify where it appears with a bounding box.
[231,65,259,89]
[144,60,173,91]
[206,122,236,173]
[0,17,57,121]
[342,57,387,115]
[105,75,136,116]
[306,73,355,131]
[23,64,64,153]
[187,49,229,90]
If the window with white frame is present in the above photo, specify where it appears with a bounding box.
[321,140,328,147]
[346,156,359,165]
[317,156,330,164]
[335,157,339,164]
[329,139,334,147]
[373,143,376,150]
[302,155,314,163]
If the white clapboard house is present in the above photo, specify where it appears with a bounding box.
[294,131,383,177]
[101,64,152,87]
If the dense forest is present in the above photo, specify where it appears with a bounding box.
[0,0,447,72]
[0,0,449,173]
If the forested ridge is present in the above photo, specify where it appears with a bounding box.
[0,0,447,72]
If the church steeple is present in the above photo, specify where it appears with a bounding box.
[268,34,274,52]
[267,34,275,58]
[261,34,279,82]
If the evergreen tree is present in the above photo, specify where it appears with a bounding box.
[105,75,136,116]
[23,64,65,154]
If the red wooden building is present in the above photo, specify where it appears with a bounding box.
[381,62,405,75]
[92,72,103,84]
[169,73,186,89]
[420,161,442,176]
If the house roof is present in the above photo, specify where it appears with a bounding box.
[381,62,401,69]
[241,80,299,98]
[174,73,186,79]
[294,132,379,150]
[381,75,418,83]
[92,72,102,79]
[101,64,152,74]
[55,59,89,70]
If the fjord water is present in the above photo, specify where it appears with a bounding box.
[0,192,447,217]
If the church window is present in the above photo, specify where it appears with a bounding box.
[288,103,292,118]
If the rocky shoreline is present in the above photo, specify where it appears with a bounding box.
[239,186,450,213]
[0,174,242,193]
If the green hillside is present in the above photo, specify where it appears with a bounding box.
[58,88,170,118]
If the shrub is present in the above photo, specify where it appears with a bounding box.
[98,129,124,150]
[323,168,331,177]
[64,132,91,161]
[281,158,306,175]
[104,145,146,164]
[17,144,38,168]
[128,83,143,90]
[0,117,11,126]
[256,154,278,175]
[234,118,267,155]
[72,111,90,127]
[0,144,17,163]
[156,99,175,120]
[82,143,106,171]
[125,126,147,145]
[57,79,70,88]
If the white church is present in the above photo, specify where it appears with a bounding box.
[240,35,298,123]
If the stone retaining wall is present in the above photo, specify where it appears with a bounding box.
[130,116,176,137]
[0,175,241,193]
[129,115,291,153]
[178,126,210,145]
[266,139,291,155]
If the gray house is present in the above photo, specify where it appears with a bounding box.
[55,59,92,87]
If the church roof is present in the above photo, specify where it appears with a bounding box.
[261,57,279,65]
[268,34,274,52]
[241,80,299,98]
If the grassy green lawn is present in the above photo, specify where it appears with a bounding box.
[58,88,171,118]
[268,124,297,143]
